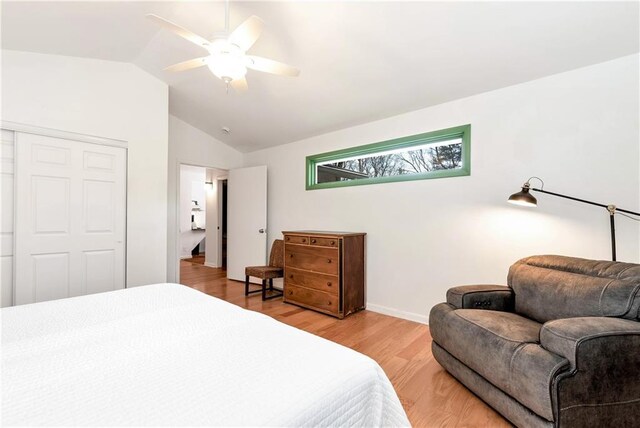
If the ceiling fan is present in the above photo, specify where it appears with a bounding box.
[147,3,300,92]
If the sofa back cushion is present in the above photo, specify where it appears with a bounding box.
[507,255,640,323]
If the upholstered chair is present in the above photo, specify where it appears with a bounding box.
[429,255,640,427]
[245,239,284,300]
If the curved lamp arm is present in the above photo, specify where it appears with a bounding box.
[508,177,640,261]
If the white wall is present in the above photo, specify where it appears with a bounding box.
[1,50,169,288]
[244,54,640,323]
[168,115,243,281]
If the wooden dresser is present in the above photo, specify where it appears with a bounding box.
[282,231,366,319]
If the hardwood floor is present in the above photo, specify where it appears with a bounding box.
[182,253,205,265]
[180,261,511,428]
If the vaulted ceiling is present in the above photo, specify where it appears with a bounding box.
[2,1,638,152]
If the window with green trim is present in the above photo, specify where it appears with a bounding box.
[306,124,470,190]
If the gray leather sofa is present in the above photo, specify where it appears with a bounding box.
[429,255,640,427]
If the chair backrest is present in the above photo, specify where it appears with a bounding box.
[269,239,284,268]
[508,255,640,323]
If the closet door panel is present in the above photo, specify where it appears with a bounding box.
[15,132,126,305]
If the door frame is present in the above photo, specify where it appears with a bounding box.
[174,161,227,284]
[1,121,128,149]
[2,121,128,305]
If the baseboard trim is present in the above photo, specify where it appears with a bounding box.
[204,262,218,268]
[366,303,428,324]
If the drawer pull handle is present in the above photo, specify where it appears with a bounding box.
[330,241,335,245]
[289,274,293,279]
[286,237,290,241]
[290,254,294,258]
[302,238,306,243]
[328,301,332,305]
[327,282,332,286]
[327,259,332,263]
[311,239,316,243]
[288,290,293,295]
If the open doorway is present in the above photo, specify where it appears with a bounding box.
[220,179,228,268]
[177,164,228,281]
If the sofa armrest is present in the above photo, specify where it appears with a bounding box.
[540,317,640,426]
[445,285,514,311]
[540,317,640,368]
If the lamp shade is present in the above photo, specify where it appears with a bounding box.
[508,186,537,207]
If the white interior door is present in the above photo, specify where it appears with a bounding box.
[227,165,267,282]
[15,133,126,305]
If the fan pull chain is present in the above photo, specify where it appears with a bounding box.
[224,0,230,33]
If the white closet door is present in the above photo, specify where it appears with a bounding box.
[15,133,126,305]
[1,130,15,307]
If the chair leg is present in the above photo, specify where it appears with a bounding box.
[261,279,267,301]
[245,276,264,296]
[263,277,283,300]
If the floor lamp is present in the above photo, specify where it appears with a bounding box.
[508,177,640,261]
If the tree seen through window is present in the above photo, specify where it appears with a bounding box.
[321,141,462,181]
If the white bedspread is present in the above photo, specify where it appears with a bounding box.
[2,283,410,427]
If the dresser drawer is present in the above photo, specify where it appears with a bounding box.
[284,235,310,245]
[285,267,338,295]
[285,284,339,314]
[309,236,339,248]
[285,245,339,275]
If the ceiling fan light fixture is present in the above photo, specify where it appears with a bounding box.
[206,45,247,82]
[148,12,299,92]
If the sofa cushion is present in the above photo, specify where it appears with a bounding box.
[508,255,640,323]
[429,303,569,421]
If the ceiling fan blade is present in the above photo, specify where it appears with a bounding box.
[164,57,209,73]
[146,14,210,49]
[230,77,248,92]
[228,15,264,51]
[245,56,300,77]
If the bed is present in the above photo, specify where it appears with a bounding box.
[2,283,410,426]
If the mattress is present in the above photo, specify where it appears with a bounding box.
[2,283,410,426]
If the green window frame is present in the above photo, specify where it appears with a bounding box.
[305,124,471,190]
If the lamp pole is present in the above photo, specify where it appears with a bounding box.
[609,206,616,261]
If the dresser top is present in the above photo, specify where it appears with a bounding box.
[282,230,366,237]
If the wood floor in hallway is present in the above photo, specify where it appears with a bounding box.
[179,261,511,428]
